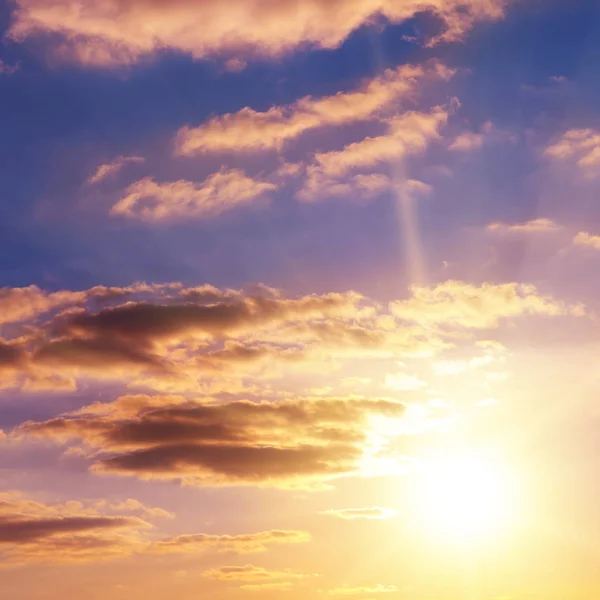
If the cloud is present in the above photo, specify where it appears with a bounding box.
[8,0,507,68]
[240,582,296,591]
[87,155,145,185]
[325,584,399,595]
[150,529,310,554]
[321,507,399,520]
[0,492,308,566]
[486,218,562,234]
[0,280,577,393]
[110,169,277,221]
[16,395,407,488]
[0,492,152,565]
[573,231,600,250]
[448,131,484,152]
[0,285,85,325]
[297,108,447,202]
[0,280,441,392]
[544,129,600,177]
[175,61,452,155]
[390,280,581,328]
[203,564,315,582]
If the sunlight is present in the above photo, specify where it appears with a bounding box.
[410,451,519,544]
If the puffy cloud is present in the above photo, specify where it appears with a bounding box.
[87,155,145,185]
[8,0,507,68]
[321,507,399,520]
[0,285,85,325]
[110,169,277,221]
[486,218,562,234]
[573,231,600,250]
[297,108,447,202]
[0,280,578,392]
[16,395,407,488]
[0,281,430,391]
[175,61,452,155]
[544,129,600,177]
[390,281,581,328]
[203,564,315,582]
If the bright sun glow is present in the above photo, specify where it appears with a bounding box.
[411,451,519,543]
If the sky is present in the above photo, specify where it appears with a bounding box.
[2,0,600,599]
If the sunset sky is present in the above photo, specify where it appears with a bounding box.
[2,1,600,599]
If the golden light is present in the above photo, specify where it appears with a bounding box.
[410,451,519,544]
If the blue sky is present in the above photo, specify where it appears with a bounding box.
[0,0,597,295]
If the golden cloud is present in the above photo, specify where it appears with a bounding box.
[111,169,277,221]
[203,564,316,582]
[297,109,447,202]
[0,492,309,566]
[0,492,152,565]
[390,280,581,328]
[16,394,407,488]
[175,61,452,155]
[8,0,507,67]
[321,507,399,520]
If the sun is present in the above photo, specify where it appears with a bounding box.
[410,451,518,544]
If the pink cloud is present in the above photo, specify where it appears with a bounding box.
[8,0,508,67]
[175,61,453,155]
[111,169,277,221]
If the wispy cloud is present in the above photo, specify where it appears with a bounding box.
[110,169,277,221]
[175,61,452,155]
[321,507,399,520]
[87,155,145,185]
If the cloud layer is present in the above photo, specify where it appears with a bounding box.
[8,0,508,67]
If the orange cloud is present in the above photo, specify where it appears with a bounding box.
[297,108,447,202]
[0,492,152,565]
[203,564,315,582]
[16,395,407,488]
[175,61,452,155]
[0,492,309,566]
[0,280,579,393]
[110,169,277,221]
[8,0,507,67]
